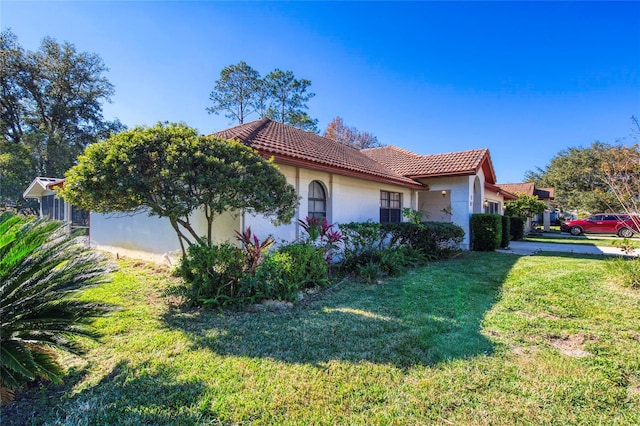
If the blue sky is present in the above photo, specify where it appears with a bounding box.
[2,1,639,183]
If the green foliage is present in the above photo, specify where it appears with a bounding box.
[505,193,546,219]
[340,221,384,258]
[0,212,113,400]
[251,243,328,301]
[500,215,511,248]
[62,123,298,255]
[0,30,123,208]
[207,61,261,124]
[402,208,423,224]
[207,62,318,132]
[265,69,318,132]
[383,222,465,259]
[510,216,525,240]
[357,262,382,284]
[298,216,343,265]
[276,243,328,289]
[471,214,502,251]
[177,240,328,308]
[177,242,247,308]
[525,141,621,213]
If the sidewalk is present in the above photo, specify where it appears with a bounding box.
[497,240,640,257]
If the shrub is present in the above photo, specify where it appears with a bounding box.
[0,213,113,401]
[177,242,248,307]
[274,242,328,289]
[249,251,299,302]
[340,221,383,257]
[471,214,502,251]
[383,222,464,259]
[510,216,525,240]
[357,262,382,284]
[501,215,511,248]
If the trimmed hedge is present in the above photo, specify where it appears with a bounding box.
[501,215,511,248]
[510,216,525,241]
[471,214,502,251]
[382,222,465,259]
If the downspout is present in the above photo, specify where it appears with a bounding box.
[295,167,300,240]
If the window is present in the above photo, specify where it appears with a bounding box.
[308,181,326,219]
[485,201,500,214]
[380,190,402,223]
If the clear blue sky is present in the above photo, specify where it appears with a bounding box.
[2,1,639,183]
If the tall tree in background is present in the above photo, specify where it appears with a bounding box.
[0,30,123,209]
[524,142,614,213]
[264,69,318,133]
[207,61,261,124]
[323,116,382,149]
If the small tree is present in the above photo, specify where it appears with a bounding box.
[62,123,299,256]
[505,193,547,230]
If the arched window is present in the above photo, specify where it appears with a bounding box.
[308,181,326,219]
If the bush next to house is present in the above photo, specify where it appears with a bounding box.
[471,214,502,251]
[510,216,525,241]
[384,222,465,260]
[501,215,511,248]
[177,230,330,307]
[0,213,113,402]
[338,220,464,282]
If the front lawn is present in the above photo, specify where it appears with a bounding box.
[525,234,640,248]
[3,253,639,425]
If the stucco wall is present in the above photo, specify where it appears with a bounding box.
[90,208,239,258]
[417,175,475,250]
[244,165,415,243]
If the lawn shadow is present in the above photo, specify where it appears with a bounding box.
[162,252,518,368]
[2,360,216,425]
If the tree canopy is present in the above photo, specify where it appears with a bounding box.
[62,123,299,255]
[207,62,318,132]
[323,116,382,149]
[505,193,547,219]
[0,30,123,209]
[524,142,617,213]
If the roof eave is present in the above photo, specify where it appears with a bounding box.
[266,152,425,190]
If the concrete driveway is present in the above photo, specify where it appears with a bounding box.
[498,240,640,257]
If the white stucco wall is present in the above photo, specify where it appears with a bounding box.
[90,208,239,260]
[244,165,415,244]
[417,175,480,250]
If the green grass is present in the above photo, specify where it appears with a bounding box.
[524,234,640,248]
[3,253,640,425]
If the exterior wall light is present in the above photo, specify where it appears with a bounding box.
[441,190,447,197]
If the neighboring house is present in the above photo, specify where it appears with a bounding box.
[497,182,556,230]
[24,118,514,260]
[23,177,90,234]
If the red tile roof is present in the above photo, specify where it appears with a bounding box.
[213,118,423,188]
[497,183,555,200]
[361,146,497,183]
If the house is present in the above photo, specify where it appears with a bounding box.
[25,118,514,261]
[23,177,89,234]
[497,182,556,230]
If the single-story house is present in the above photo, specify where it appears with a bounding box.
[497,182,556,230]
[25,118,515,261]
[23,177,90,234]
